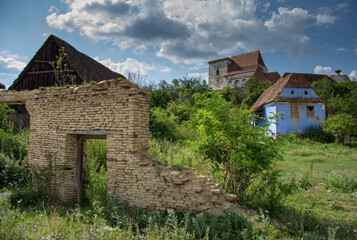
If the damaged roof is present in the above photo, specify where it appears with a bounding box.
[9,34,125,90]
[252,73,332,110]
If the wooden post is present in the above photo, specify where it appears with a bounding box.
[76,135,84,203]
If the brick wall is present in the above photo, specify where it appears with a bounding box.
[0,79,239,214]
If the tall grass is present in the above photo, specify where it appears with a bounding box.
[149,138,210,176]
[85,139,108,205]
[0,197,254,240]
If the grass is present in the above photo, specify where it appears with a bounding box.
[278,137,357,176]
[275,136,357,239]
[1,130,357,239]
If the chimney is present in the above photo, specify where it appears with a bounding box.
[335,70,341,75]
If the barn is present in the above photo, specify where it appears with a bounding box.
[8,34,126,127]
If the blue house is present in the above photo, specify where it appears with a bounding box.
[252,73,331,135]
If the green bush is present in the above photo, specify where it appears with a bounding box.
[0,105,15,131]
[0,128,29,189]
[84,170,108,205]
[150,107,192,141]
[243,170,295,212]
[322,113,357,144]
[299,126,334,143]
[0,153,31,189]
[8,166,53,209]
[0,129,28,161]
[188,92,282,198]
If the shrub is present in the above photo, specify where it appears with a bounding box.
[0,129,28,161]
[243,170,295,212]
[0,153,31,189]
[0,105,15,131]
[322,113,357,144]
[188,92,282,199]
[299,126,334,143]
[0,128,29,189]
[150,107,192,141]
[9,166,54,208]
[84,170,108,205]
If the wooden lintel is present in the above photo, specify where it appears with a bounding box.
[276,98,325,104]
[0,93,34,105]
[27,70,75,74]
[56,130,121,135]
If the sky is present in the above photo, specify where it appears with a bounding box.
[0,0,356,89]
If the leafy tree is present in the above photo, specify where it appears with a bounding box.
[242,77,272,107]
[149,90,172,108]
[149,107,190,141]
[312,78,357,118]
[188,92,281,198]
[219,87,244,106]
[322,113,357,144]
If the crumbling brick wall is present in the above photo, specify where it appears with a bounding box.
[1,80,238,214]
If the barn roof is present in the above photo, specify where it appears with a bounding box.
[9,34,125,90]
[252,73,331,110]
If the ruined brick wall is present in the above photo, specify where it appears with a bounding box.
[2,80,238,214]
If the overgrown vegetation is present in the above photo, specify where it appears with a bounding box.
[1,75,356,239]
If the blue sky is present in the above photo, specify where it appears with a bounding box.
[0,0,356,88]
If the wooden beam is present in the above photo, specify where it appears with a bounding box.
[34,60,54,63]
[0,93,33,105]
[27,70,75,74]
[56,130,122,135]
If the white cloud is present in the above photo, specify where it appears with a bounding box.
[336,47,349,52]
[354,47,357,55]
[314,65,332,75]
[94,57,154,76]
[159,66,171,73]
[337,2,350,12]
[0,51,27,71]
[187,72,208,80]
[49,6,59,13]
[46,0,336,65]
[349,70,357,81]
[316,14,336,24]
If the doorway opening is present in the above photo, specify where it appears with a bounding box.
[76,135,107,204]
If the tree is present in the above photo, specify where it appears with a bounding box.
[188,92,281,198]
[322,113,357,144]
[242,77,272,107]
[149,90,172,108]
[312,78,357,118]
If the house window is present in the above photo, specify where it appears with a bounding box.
[291,90,294,94]
[304,90,308,95]
[216,69,219,75]
[306,106,314,117]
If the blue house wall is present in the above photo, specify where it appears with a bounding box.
[257,87,325,135]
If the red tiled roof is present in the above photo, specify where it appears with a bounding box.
[264,72,280,84]
[252,73,332,110]
[330,75,351,83]
[230,50,266,69]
